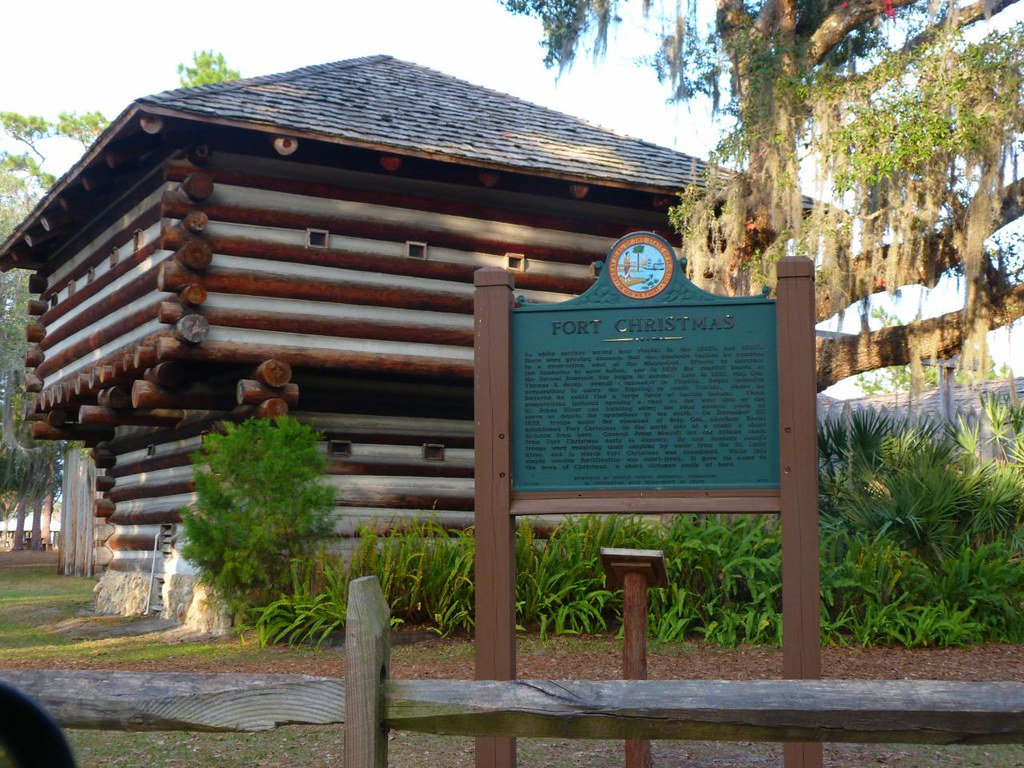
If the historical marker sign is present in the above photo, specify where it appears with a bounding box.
[473,244,822,768]
[511,232,779,493]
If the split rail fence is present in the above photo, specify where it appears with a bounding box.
[3,575,1024,767]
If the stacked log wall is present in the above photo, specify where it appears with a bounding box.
[99,407,478,573]
[26,173,199,441]
[34,145,675,586]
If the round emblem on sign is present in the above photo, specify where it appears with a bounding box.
[607,233,675,299]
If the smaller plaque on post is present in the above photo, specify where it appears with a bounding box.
[599,548,669,590]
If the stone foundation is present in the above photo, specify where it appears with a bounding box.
[92,570,230,635]
[93,571,151,616]
[165,574,231,635]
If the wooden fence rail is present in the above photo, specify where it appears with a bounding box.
[5,665,1023,747]
[343,576,1024,766]
[384,678,1024,743]
[0,670,344,732]
[3,575,1024,767]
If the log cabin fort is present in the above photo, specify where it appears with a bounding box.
[1,55,719,623]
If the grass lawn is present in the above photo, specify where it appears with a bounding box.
[1,562,1022,767]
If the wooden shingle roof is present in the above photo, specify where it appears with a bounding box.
[138,55,710,191]
[2,55,716,270]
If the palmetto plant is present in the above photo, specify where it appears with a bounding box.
[819,408,1024,566]
[979,393,1024,466]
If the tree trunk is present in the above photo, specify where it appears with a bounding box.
[12,498,27,551]
[40,492,53,550]
[30,497,44,551]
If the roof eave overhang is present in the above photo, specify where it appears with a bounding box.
[0,105,144,272]
[135,103,701,196]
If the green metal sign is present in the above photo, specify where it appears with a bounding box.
[512,232,779,493]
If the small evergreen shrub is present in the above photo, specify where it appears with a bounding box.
[181,416,334,620]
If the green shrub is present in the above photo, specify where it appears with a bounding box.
[181,416,335,620]
[652,515,782,645]
[253,555,349,647]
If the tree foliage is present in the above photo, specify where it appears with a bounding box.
[181,417,335,620]
[177,50,241,88]
[1,111,108,191]
[505,0,1024,389]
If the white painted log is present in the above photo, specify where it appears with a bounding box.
[44,296,164,365]
[212,182,613,255]
[0,671,343,732]
[210,250,571,305]
[227,219,587,290]
[46,235,168,338]
[203,326,472,363]
[204,292,473,333]
[320,442,474,467]
[111,433,474,484]
[111,465,194,494]
[111,492,196,518]
[215,253,476,299]
[44,320,166,384]
[292,412,473,440]
[199,217,588,281]
[106,523,164,540]
[45,294,163,376]
[113,436,204,468]
[107,550,157,569]
[207,151,668,239]
[331,508,473,537]
[323,475,473,496]
[384,678,1024,745]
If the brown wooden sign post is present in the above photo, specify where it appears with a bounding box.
[473,248,821,768]
[473,268,518,768]
[776,258,824,768]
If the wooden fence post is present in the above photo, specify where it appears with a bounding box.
[601,548,668,768]
[345,576,391,768]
